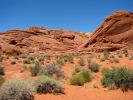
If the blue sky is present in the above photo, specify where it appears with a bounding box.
[0,0,133,32]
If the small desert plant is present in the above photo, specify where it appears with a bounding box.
[0,55,4,62]
[117,54,123,58]
[58,54,74,63]
[70,70,91,86]
[34,75,64,94]
[11,61,16,64]
[0,75,5,86]
[101,67,133,91]
[0,78,35,100]
[30,64,41,76]
[103,50,110,60]
[101,67,110,75]
[73,65,82,74]
[44,55,52,60]
[88,62,100,72]
[23,58,31,64]
[38,65,64,79]
[0,66,5,75]
[56,58,65,66]
[78,57,85,66]
[100,54,106,62]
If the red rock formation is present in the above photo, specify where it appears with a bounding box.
[80,11,133,51]
[0,27,88,55]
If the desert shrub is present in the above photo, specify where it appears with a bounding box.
[0,79,35,100]
[30,64,41,76]
[73,65,82,74]
[78,57,84,66]
[0,67,5,75]
[70,75,85,86]
[0,55,4,62]
[101,67,133,91]
[101,67,110,75]
[34,75,64,94]
[0,75,5,86]
[58,54,73,63]
[38,65,64,79]
[88,62,100,72]
[56,58,64,66]
[44,55,51,60]
[11,61,16,64]
[100,54,106,62]
[103,50,110,60]
[23,58,31,64]
[70,70,91,86]
[117,54,123,58]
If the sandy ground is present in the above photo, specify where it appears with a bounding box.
[1,53,133,100]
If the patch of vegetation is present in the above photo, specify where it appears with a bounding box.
[100,54,106,62]
[38,65,64,79]
[0,79,35,100]
[58,54,74,63]
[129,54,133,60]
[56,58,65,66]
[0,55,4,62]
[11,61,16,65]
[88,62,100,72]
[101,67,133,91]
[30,63,41,76]
[0,75,5,86]
[73,65,83,74]
[70,70,91,86]
[78,57,85,66]
[117,54,123,58]
[103,50,110,60]
[23,58,31,64]
[101,67,110,75]
[34,75,64,94]
[0,66,5,75]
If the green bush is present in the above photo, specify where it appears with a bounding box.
[0,75,5,86]
[0,79,35,100]
[34,76,64,94]
[78,57,84,66]
[101,68,110,75]
[101,67,133,91]
[0,67,5,75]
[70,70,91,86]
[70,75,85,86]
[88,62,100,72]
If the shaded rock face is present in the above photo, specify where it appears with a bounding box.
[81,11,133,51]
[0,27,88,55]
